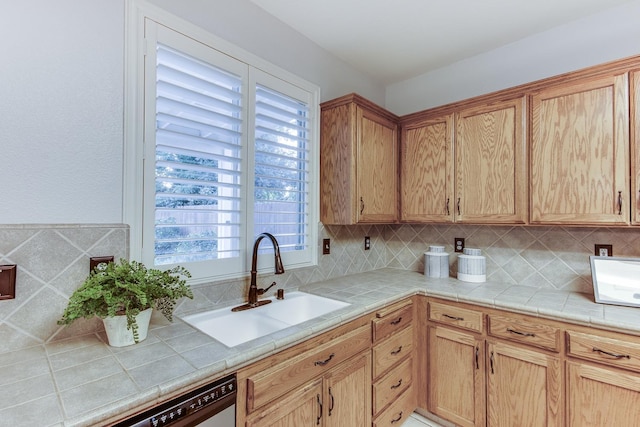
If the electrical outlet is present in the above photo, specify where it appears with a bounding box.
[323,239,331,255]
[364,236,371,250]
[454,237,465,253]
[594,244,613,257]
[0,264,17,300]
[90,256,114,273]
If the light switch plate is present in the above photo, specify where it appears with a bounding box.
[0,264,17,300]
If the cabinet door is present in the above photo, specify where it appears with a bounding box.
[320,102,357,225]
[567,361,640,427]
[632,70,640,224]
[455,97,527,223]
[486,341,562,427]
[531,73,630,225]
[428,326,485,427]
[324,352,371,427]
[246,378,323,427]
[400,114,454,222]
[357,106,398,223]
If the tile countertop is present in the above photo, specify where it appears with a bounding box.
[3,268,640,427]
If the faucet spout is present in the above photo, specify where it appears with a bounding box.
[232,232,285,311]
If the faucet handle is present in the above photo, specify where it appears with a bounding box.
[258,281,277,295]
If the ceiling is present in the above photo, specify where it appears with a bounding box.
[251,0,634,85]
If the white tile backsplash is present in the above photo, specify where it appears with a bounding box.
[1,222,639,353]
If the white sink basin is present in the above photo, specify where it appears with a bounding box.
[181,292,351,347]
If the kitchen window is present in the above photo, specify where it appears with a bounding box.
[125,8,319,283]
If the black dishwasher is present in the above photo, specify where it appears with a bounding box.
[113,374,236,427]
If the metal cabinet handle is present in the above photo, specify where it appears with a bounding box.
[490,351,495,374]
[593,347,630,359]
[457,197,461,215]
[475,346,479,370]
[391,412,404,424]
[391,346,403,355]
[443,314,464,321]
[446,197,450,215]
[314,353,335,366]
[360,197,365,215]
[328,387,334,416]
[507,328,535,337]
[618,191,623,215]
[390,317,403,325]
[391,379,403,389]
[317,394,322,425]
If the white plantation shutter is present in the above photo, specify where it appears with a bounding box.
[253,84,310,255]
[137,19,318,282]
[154,43,244,266]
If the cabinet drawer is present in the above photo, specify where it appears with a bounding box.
[373,387,414,427]
[429,301,483,333]
[488,314,560,352]
[373,325,413,379]
[373,302,413,342]
[246,324,371,413]
[567,330,640,373]
[373,357,412,416]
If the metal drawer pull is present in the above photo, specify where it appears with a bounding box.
[391,411,403,423]
[490,351,495,374]
[360,197,365,215]
[390,379,403,389]
[443,314,464,321]
[507,328,535,337]
[315,353,335,366]
[391,346,403,355]
[390,317,403,325]
[593,347,630,359]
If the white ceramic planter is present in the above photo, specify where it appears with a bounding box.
[102,308,152,347]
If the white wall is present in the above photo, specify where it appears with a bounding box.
[146,0,385,104]
[0,1,125,223]
[386,0,640,116]
[0,0,383,225]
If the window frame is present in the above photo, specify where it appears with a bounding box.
[124,0,320,284]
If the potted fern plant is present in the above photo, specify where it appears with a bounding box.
[58,259,193,347]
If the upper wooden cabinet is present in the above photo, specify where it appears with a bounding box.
[530,73,630,225]
[320,94,399,224]
[400,97,526,224]
[400,114,454,222]
[456,97,527,223]
[631,69,640,225]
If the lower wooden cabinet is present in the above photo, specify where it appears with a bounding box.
[427,299,563,427]
[566,361,640,427]
[244,351,371,427]
[324,352,372,426]
[236,294,640,427]
[428,325,485,427]
[486,340,562,427]
[372,299,416,425]
[246,378,323,427]
[566,328,640,427]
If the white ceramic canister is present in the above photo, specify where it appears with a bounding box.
[457,247,486,282]
[424,245,450,278]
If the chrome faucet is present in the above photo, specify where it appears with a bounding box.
[232,232,285,311]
